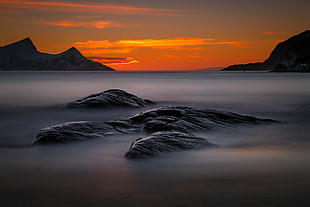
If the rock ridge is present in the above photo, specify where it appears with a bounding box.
[222,30,310,72]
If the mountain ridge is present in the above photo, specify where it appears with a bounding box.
[222,30,310,72]
[2,37,37,51]
[0,38,114,71]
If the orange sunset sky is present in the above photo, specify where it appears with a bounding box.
[0,0,309,71]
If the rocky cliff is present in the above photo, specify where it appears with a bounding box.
[222,30,310,72]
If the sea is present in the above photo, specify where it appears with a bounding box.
[0,71,309,207]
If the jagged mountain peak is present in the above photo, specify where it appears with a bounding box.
[62,46,82,55]
[67,46,79,52]
[4,37,37,52]
[60,46,86,61]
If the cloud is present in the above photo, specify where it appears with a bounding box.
[161,54,202,59]
[87,57,139,65]
[0,0,181,16]
[162,54,178,58]
[74,37,246,57]
[33,20,129,29]
[212,41,249,48]
[74,37,243,51]
[82,48,134,55]
[116,38,216,48]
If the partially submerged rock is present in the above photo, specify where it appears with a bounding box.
[122,106,277,133]
[34,121,123,145]
[34,106,279,145]
[125,131,218,159]
[67,89,155,108]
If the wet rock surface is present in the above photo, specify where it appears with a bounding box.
[34,121,123,145]
[124,131,218,158]
[123,106,277,133]
[67,89,155,108]
[34,106,279,147]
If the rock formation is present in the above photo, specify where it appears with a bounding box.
[34,106,279,147]
[34,121,123,145]
[0,38,114,71]
[124,131,218,158]
[222,30,310,72]
[67,89,155,108]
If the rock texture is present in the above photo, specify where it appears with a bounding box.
[0,38,114,71]
[34,106,280,158]
[125,131,218,158]
[34,121,123,145]
[34,106,278,145]
[222,30,310,72]
[67,89,155,108]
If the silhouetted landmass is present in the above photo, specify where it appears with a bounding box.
[222,30,310,72]
[67,89,155,108]
[197,67,224,71]
[0,38,114,71]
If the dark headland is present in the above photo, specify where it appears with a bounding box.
[222,30,310,72]
[0,38,114,71]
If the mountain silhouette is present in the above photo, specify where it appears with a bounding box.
[222,30,310,72]
[0,38,114,71]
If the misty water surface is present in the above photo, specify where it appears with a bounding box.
[0,71,309,207]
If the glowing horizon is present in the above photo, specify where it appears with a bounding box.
[0,0,309,71]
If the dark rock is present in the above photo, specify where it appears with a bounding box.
[67,89,155,108]
[222,62,267,71]
[124,131,218,158]
[0,38,114,71]
[222,30,310,72]
[33,121,123,145]
[34,106,279,145]
[124,106,278,133]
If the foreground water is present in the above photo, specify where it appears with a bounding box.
[0,71,310,207]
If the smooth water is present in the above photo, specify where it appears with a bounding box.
[0,71,310,207]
